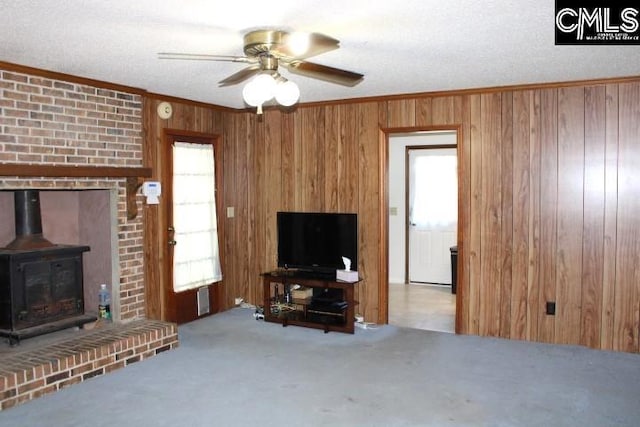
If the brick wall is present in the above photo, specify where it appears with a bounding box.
[0,320,179,410]
[0,68,146,320]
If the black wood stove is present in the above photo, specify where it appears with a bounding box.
[0,190,96,345]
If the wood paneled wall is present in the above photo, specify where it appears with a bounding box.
[142,98,229,320]
[226,104,382,320]
[376,82,639,353]
[143,79,640,353]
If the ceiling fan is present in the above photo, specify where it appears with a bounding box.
[158,29,364,111]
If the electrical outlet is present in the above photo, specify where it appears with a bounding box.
[546,301,556,315]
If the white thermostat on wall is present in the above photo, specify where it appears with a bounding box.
[157,101,173,119]
[142,181,162,204]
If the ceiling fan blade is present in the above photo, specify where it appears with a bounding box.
[272,32,340,59]
[284,61,364,86]
[218,65,261,87]
[158,52,252,63]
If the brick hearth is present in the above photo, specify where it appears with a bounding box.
[0,320,178,411]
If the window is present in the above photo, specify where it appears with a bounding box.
[409,151,458,229]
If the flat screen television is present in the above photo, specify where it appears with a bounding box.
[277,212,358,275]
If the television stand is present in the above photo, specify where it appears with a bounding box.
[261,271,360,334]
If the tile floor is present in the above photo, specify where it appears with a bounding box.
[388,282,456,333]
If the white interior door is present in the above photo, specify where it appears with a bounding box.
[408,148,457,284]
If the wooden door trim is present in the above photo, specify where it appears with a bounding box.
[379,126,463,328]
[161,130,225,323]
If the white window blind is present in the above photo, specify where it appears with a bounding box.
[172,142,222,292]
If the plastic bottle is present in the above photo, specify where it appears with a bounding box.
[98,284,111,321]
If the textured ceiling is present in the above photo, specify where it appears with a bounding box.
[1,1,639,109]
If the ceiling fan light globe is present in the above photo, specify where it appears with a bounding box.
[275,81,300,106]
[253,74,277,102]
[242,80,263,107]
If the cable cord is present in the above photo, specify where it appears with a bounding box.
[355,321,380,330]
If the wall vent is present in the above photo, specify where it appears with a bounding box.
[197,287,210,316]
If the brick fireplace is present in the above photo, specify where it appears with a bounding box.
[0,68,178,410]
[0,68,146,322]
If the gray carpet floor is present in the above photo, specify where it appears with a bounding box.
[1,308,638,427]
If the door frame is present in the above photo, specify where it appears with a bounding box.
[404,144,457,284]
[379,125,463,332]
[161,129,225,324]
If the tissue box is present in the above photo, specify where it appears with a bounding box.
[336,270,359,283]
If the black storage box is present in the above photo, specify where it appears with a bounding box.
[450,245,458,294]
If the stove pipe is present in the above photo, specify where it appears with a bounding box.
[4,190,55,250]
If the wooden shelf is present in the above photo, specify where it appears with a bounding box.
[0,163,151,178]
[0,163,153,220]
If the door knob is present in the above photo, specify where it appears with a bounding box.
[168,240,177,246]
[168,226,175,232]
